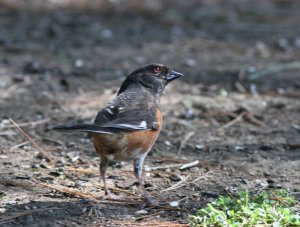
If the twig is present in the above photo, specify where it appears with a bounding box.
[0,207,62,224]
[10,140,36,151]
[218,111,247,131]
[144,163,185,171]
[160,175,190,193]
[145,160,199,171]
[1,118,50,129]
[160,172,212,193]
[9,119,55,164]
[38,182,140,205]
[180,160,199,170]
[134,211,162,221]
[244,113,267,127]
[177,131,195,156]
[39,182,98,200]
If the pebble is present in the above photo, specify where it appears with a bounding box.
[135,209,148,215]
[168,201,179,207]
[234,145,245,151]
[164,140,171,146]
[74,59,84,68]
[195,144,204,150]
[169,174,181,182]
[39,176,54,182]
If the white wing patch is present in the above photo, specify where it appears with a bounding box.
[116,121,147,129]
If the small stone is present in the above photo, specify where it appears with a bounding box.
[169,174,181,182]
[164,140,171,146]
[74,59,84,68]
[235,146,245,151]
[135,209,148,215]
[168,201,179,207]
[195,144,204,150]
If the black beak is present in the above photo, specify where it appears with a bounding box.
[166,70,184,83]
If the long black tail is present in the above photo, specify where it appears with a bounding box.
[52,124,113,134]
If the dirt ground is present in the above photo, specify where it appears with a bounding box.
[0,0,300,226]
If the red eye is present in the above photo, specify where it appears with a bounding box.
[152,66,161,73]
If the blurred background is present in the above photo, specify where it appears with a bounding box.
[0,0,299,226]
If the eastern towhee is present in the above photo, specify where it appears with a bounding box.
[54,64,183,207]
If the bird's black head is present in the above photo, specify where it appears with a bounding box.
[118,64,183,96]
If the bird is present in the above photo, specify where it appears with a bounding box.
[53,64,183,207]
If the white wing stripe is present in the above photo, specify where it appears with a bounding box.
[116,121,147,129]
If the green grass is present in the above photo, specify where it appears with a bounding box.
[189,189,300,227]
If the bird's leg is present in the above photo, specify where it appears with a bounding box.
[99,157,110,196]
[134,156,155,208]
[100,157,123,200]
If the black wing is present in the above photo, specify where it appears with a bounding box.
[94,92,157,131]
